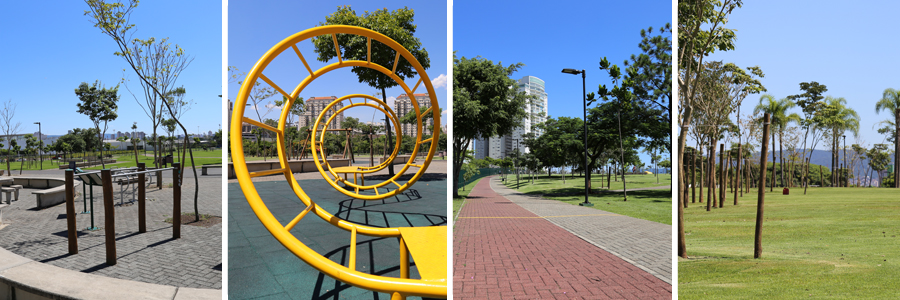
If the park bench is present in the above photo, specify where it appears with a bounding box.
[201,164,222,175]
[9,177,82,209]
[1,187,14,204]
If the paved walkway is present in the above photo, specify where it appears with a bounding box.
[0,171,222,289]
[453,176,671,299]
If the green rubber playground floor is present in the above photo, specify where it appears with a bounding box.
[228,177,447,300]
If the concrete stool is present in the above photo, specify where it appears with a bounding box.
[1,187,13,204]
[10,184,22,201]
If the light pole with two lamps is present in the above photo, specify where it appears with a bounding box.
[562,68,592,206]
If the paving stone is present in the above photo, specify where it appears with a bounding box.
[453,176,671,299]
[0,168,221,289]
[490,177,673,284]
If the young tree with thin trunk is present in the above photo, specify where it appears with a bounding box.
[85,0,201,221]
[0,101,21,175]
[75,81,119,169]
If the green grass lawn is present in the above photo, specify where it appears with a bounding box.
[505,173,671,193]
[452,177,483,220]
[0,160,66,171]
[188,149,222,157]
[501,173,672,224]
[681,187,900,299]
[82,154,222,170]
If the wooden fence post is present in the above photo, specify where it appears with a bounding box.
[173,163,181,239]
[102,169,116,265]
[138,163,146,233]
[65,169,78,255]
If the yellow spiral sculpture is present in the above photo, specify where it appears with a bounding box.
[230,25,444,299]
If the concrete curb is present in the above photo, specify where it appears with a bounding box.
[0,247,221,300]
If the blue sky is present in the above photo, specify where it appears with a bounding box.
[227,1,448,127]
[704,0,900,150]
[454,0,673,167]
[0,1,222,137]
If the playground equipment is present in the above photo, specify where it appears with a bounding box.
[230,25,445,299]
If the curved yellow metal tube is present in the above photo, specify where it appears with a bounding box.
[229,25,444,298]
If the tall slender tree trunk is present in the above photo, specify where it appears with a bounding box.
[699,146,704,203]
[691,152,696,204]
[738,142,743,197]
[755,114,771,259]
[771,131,776,191]
[779,133,785,189]
[707,143,714,211]
[895,109,900,188]
[719,144,724,208]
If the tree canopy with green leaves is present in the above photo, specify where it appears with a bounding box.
[452,53,528,197]
[313,6,430,176]
[75,80,119,169]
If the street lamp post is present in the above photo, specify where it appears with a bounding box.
[34,122,41,170]
[562,68,592,206]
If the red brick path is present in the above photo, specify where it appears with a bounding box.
[453,176,671,299]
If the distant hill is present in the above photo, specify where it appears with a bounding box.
[759,149,895,185]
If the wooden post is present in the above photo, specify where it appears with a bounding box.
[102,169,116,265]
[65,169,78,255]
[157,169,163,190]
[755,113,770,259]
[173,163,181,239]
[138,163,146,233]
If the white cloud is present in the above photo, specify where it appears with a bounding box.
[431,74,447,89]
[386,96,397,106]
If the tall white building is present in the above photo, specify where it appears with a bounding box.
[474,75,548,160]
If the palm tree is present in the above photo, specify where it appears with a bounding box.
[754,94,801,189]
[822,96,860,186]
[875,88,900,187]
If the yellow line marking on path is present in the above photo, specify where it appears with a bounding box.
[458,214,620,219]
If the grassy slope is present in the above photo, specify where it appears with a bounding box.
[680,187,900,299]
[452,177,482,221]
[501,174,672,224]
